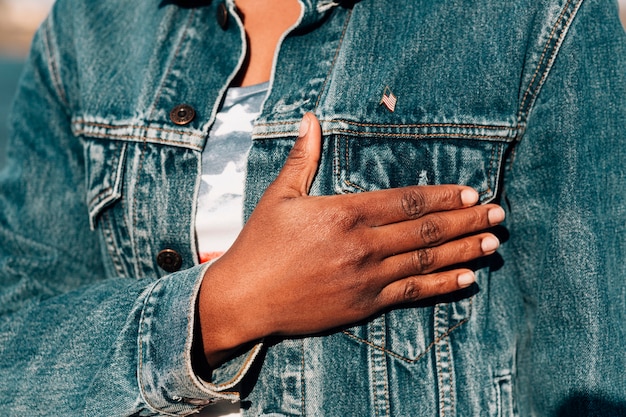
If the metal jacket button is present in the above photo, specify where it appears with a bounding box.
[157,249,183,273]
[216,2,229,30]
[170,104,195,125]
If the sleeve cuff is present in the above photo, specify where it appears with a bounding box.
[137,263,263,415]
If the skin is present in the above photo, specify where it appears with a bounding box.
[230,0,301,86]
[198,113,505,368]
[197,0,505,368]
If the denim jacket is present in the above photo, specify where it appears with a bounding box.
[1,0,625,415]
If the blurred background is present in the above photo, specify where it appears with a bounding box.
[0,0,625,169]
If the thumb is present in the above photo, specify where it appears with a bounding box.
[271,113,322,197]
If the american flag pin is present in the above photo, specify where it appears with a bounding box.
[379,86,397,112]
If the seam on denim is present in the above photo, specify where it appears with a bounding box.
[254,129,515,143]
[524,1,582,117]
[329,120,515,131]
[368,318,390,417]
[517,0,583,124]
[132,137,148,279]
[100,210,126,277]
[314,8,353,110]
[137,280,179,416]
[479,142,500,200]
[447,335,455,416]
[340,136,505,197]
[42,17,69,109]
[370,321,379,417]
[341,136,366,193]
[333,137,340,192]
[301,339,306,416]
[331,130,513,141]
[344,180,367,192]
[206,346,261,390]
[438,353,445,417]
[382,321,390,417]
[255,119,516,132]
[435,304,445,417]
[341,298,473,363]
[88,185,114,214]
[86,142,122,211]
[74,130,204,152]
[518,0,569,117]
[75,120,206,140]
[147,8,196,120]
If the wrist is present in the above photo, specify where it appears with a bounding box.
[197,261,262,368]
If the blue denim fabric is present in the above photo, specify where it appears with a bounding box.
[0,0,624,415]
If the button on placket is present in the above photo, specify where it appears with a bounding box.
[169,104,196,125]
[216,2,229,30]
[157,249,183,273]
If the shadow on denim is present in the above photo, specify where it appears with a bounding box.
[557,392,626,417]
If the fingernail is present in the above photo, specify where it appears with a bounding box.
[461,189,479,206]
[298,113,311,137]
[457,272,475,288]
[481,236,500,253]
[488,207,505,225]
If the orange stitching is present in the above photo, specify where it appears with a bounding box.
[447,336,455,416]
[254,129,513,142]
[132,134,148,279]
[100,210,126,277]
[74,130,203,151]
[329,130,513,141]
[341,298,474,364]
[75,120,206,139]
[518,0,571,114]
[518,0,580,122]
[88,186,113,209]
[256,119,516,131]
[301,340,306,416]
[344,179,367,192]
[528,3,581,113]
[437,336,445,417]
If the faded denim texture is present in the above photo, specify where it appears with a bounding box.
[0,0,625,415]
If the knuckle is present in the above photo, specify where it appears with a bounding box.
[403,278,423,302]
[410,247,435,274]
[458,238,474,256]
[343,236,372,266]
[467,206,484,226]
[328,203,364,231]
[401,189,427,219]
[419,217,444,245]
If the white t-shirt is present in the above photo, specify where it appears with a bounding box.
[195,82,268,263]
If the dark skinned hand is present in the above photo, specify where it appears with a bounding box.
[198,113,504,367]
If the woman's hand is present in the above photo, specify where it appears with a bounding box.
[197,113,504,367]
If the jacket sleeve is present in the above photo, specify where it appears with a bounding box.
[502,0,626,413]
[0,8,259,417]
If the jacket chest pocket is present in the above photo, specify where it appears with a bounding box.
[331,127,515,362]
[82,135,200,279]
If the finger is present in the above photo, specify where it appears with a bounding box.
[340,184,480,227]
[367,204,505,256]
[377,232,499,281]
[268,113,322,198]
[376,268,476,307]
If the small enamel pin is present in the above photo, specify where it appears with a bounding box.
[379,86,397,112]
